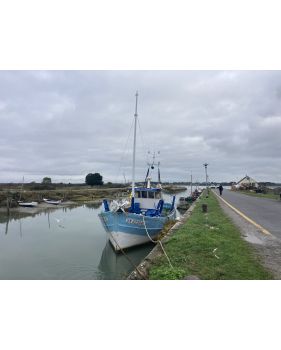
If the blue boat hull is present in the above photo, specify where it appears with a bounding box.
[99,210,176,251]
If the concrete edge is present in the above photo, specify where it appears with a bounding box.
[127,194,203,280]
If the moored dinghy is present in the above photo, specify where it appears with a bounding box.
[99,92,176,251]
[18,201,38,207]
[17,176,38,207]
[43,198,62,205]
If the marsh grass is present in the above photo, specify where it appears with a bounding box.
[238,190,280,200]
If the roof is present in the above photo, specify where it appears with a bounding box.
[237,175,258,184]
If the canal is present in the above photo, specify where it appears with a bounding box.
[0,189,191,279]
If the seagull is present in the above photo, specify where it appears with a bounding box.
[55,218,65,229]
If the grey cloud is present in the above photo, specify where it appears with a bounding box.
[0,70,281,183]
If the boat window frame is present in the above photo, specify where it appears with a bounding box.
[141,191,148,198]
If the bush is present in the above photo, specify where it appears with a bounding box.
[85,173,104,186]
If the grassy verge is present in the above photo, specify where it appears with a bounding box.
[238,190,280,200]
[148,192,272,280]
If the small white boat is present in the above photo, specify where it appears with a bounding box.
[18,201,38,207]
[18,176,38,207]
[43,198,62,205]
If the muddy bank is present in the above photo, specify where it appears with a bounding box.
[0,186,130,208]
[162,185,187,194]
[0,200,85,215]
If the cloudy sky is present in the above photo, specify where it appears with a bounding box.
[0,70,280,184]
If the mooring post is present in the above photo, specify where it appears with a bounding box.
[202,203,208,213]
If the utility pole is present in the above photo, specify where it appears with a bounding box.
[190,170,193,196]
[203,163,209,197]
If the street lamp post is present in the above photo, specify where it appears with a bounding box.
[190,170,193,196]
[203,163,209,197]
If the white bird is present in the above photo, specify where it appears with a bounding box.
[55,218,65,228]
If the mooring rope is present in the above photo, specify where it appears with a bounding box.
[142,215,174,269]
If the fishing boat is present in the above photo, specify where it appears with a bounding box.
[176,197,190,211]
[43,198,62,205]
[99,92,176,251]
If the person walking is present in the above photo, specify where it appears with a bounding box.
[218,184,223,196]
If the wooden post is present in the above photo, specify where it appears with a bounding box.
[202,203,208,213]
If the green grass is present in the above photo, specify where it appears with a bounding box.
[238,190,280,200]
[149,192,273,280]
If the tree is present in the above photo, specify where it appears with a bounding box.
[85,173,103,186]
[42,177,52,184]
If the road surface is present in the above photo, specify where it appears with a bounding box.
[215,189,281,237]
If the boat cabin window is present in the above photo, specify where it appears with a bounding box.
[136,190,160,199]
[155,191,161,199]
[141,191,147,198]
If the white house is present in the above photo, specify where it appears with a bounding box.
[236,175,258,188]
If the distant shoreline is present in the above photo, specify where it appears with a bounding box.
[0,184,187,209]
[0,185,130,209]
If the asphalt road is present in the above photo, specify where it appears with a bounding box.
[216,189,281,237]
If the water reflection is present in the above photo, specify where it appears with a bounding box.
[84,202,102,209]
[0,203,84,232]
[98,240,154,279]
[5,219,9,235]
[0,203,154,279]
[19,219,22,238]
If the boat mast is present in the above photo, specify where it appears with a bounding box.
[132,91,138,198]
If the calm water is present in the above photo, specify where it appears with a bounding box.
[0,203,154,280]
[0,188,193,280]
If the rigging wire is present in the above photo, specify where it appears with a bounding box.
[114,117,134,184]
[137,117,150,164]
[115,111,153,184]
